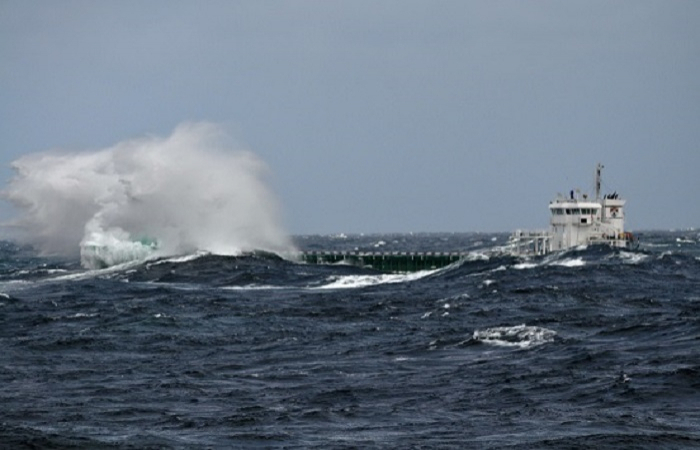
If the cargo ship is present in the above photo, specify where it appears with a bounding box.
[509,163,635,255]
[300,163,635,271]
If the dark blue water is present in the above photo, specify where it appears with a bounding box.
[1,231,699,448]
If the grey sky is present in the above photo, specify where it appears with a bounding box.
[1,0,698,234]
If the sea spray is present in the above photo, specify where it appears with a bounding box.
[3,122,295,268]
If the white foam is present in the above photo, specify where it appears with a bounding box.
[550,257,585,267]
[512,262,539,270]
[70,313,98,319]
[149,251,211,266]
[221,285,286,291]
[616,251,649,265]
[658,251,674,259]
[473,324,556,349]
[464,251,490,262]
[313,270,434,290]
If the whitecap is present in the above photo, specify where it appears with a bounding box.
[221,285,286,291]
[658,251,674,260]
[617,251,649,265]
[464,251,490,261]
[473,324,556,349]
[513,262,539,270]
[69,313,98,319]
[148,251,211,266]
[313,270,434,290]
[550,257,585,267]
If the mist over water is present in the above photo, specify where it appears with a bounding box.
[3,122,295,267]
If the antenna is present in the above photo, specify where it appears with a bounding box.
[595,163,603,200]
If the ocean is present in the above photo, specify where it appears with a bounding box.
[1,230,699,449]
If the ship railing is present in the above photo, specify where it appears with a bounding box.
[509,229,552,255]
[587,229,636,247]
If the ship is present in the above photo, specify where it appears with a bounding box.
[299,164,635,272]
[509,163,635,255]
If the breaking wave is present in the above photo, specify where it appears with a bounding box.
[3,122,295,268]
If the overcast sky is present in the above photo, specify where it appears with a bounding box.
[1,0,698,234]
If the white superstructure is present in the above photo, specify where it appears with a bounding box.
[510,164,634,255]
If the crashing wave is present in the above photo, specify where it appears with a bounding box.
[80,230,159,269]
[5,122,296,269]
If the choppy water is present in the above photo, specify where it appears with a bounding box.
[1,230,699,448]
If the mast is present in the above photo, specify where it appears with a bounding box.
[595,163,603,201]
